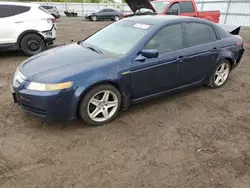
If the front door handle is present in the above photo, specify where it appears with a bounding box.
[211,47,219,52]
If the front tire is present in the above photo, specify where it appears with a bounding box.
[79,84,121,126]
[91,15,97,21]
[208,60,231,88]
[114,16,119,21]
[20,34,45,56]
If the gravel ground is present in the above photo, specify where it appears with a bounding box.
[0,17,250,188]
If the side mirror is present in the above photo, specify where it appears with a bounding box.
[135,49,159,62]
[167,8,179,15]
[141,49,159,59]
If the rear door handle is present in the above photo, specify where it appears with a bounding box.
[15,21,24,24]
[176,56,186,62]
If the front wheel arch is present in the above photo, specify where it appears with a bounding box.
[76,81,123,118]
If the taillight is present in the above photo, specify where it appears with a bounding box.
[237,41,244,48]
[42,18,55,24]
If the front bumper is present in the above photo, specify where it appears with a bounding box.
[11,85,77,121]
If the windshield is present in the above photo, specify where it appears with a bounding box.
[151,1,170,13]
[81,21,154,56]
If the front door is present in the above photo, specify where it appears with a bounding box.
[183,22,220,84]
[130,23,187,100]
[179,1,197,17]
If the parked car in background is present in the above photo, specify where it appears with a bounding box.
[11,15,244,126]
[0,2,57,56]
[41,5,60,19]
[85,8,123,21]
[125,0,220,23]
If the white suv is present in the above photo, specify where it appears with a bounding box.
[0,2,57,56]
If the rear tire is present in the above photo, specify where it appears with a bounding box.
[208,59,231,88]
[20,34,46,56]
[79,84,121,126]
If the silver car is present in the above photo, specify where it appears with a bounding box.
[41,5,60,19]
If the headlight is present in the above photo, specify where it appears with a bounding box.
[13,68,26,88]
[27,81,73,91]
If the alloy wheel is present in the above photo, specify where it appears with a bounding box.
[87,90,119,122]
[214,62,230,86]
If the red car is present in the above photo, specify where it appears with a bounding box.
[125,0,220,23]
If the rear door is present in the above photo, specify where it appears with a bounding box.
[179,1,196,17]
[183,22,220,84]
[0,5,30,44]
[131,23,187,99]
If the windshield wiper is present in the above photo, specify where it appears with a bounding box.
[86,46,102,54]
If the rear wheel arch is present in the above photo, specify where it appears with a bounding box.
[17,30,45,48]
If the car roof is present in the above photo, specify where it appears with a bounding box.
[123,15,214,26]
[0,1,40,8]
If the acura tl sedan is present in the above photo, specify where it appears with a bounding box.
[11,15,245,126]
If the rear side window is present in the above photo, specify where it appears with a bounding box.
[0,5,12,18]
[0,5,30,18]
[11,6,30,16]
[180,2,194,13]
[185,23,217,47]
[144,24,183,54]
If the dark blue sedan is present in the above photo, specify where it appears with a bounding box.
[11,15,245,126]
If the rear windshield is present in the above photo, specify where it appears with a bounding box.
[39,6,50,14]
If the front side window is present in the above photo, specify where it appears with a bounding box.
[167,3,180,14]
[144,24,183,54]
[180,2,194,13]
[81,21,155,56]
[185,23,217,47]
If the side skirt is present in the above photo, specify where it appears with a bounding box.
[131,79,205,105]
[0,43,18,51]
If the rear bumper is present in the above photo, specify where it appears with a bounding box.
[232,48,245,70]
[40,24,57,46]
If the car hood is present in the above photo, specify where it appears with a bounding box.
[19,43,116,82]
[125,0,156,13]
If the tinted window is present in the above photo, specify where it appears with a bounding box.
[180,2,194,13]
[102,9,110,12]
[107,9,114,12]
[11,5,30,16]
[167,3,180,14]
[185,23,217,46]
[0,5,12,18]
[144,24,183,54]
[215,25,231,39]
